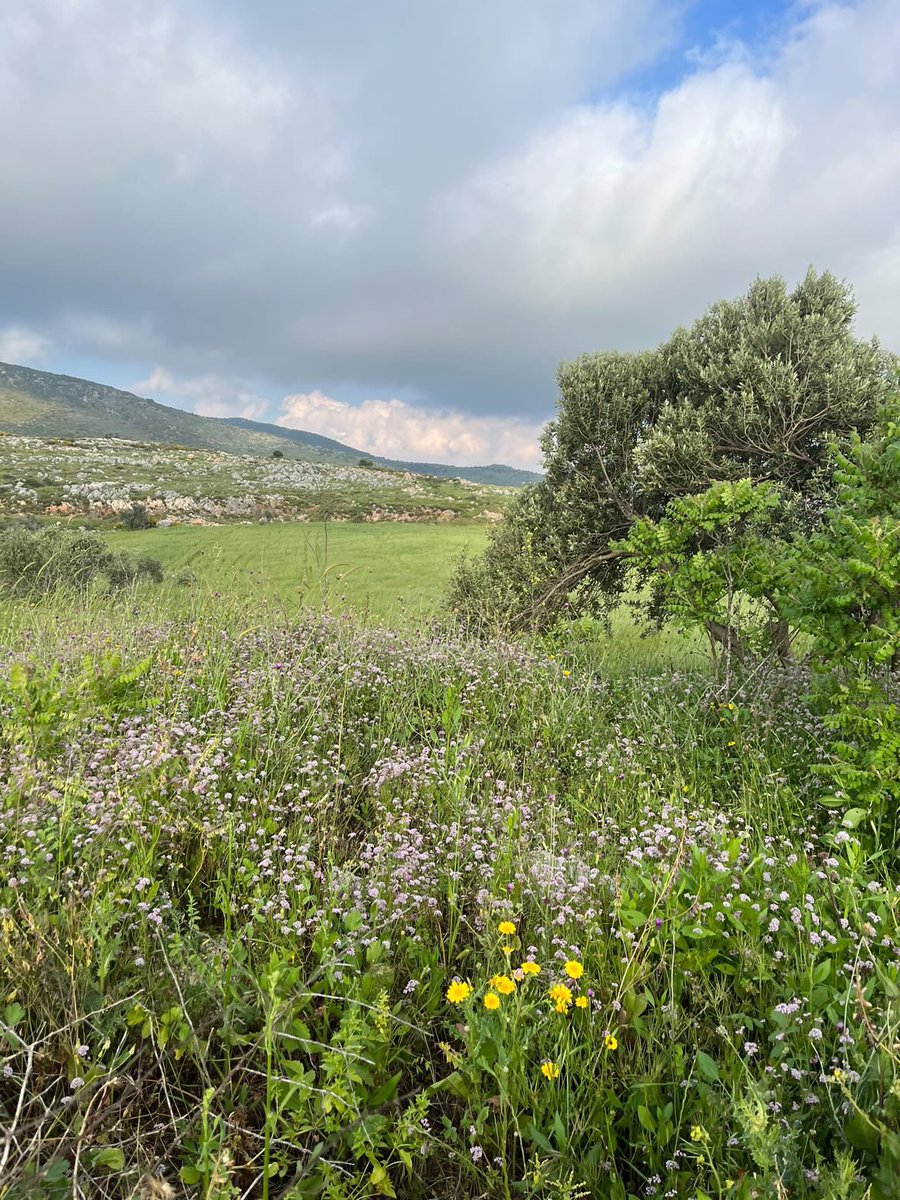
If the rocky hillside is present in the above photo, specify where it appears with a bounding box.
[0,433,512,524]
[0,361,542,486]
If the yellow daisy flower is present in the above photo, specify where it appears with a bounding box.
[548,983,573,1013]
[445,980,472,1005]
[604,1034,618,1051]
[564,960,584,980]
[490,974,516,996]
[497,920,516,936]
[575,996,589,1009]
[520,961,541,975]
[540,1060,560,1080]
[483,992,500,1010]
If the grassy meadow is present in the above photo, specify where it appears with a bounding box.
[103,524,490,623]
[0,524,897,1199]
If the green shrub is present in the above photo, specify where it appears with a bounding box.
[0,526,164,598]
[780,406,900,843]
[617,402,900,844]
[104,551,165,591]
[120,502,155,530]
[450,270,896,632]
[0,526,112,596]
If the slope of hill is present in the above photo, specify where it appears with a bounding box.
[0,360,346,463]
[0,361,542,485]
[0,434,514,524]
[224,417,542,485]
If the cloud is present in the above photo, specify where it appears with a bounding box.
[441,0,900,354]
[277,392,544,470]
[134,367,269,421]
[0,325,51,366]
[0,0,898,463]
[0,0,675,416]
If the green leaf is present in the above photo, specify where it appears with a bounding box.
[696,1051,721,1083]
[637,1105,656,1133]
[811,959,832,985]
[523,1122,554,1153]
[810,984,832,1010]
[552,1110,568,1150]
[436,1071,470,1100]
[44,1158,71,1183]
[619,909,647,929]
[817,795,847,809]
[180,1165,202,1185]
[126,1005,147,1027]
[369,1163,397,1197]
[845,1113,880,1155]
[3,1002,25,1028]
[367,1072,402,1108]
[93,1147,126,1171]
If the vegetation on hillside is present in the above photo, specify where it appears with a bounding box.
[0,362,540,487]
[0,435,512,525]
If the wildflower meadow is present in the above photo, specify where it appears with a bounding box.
[1,592,898,1199]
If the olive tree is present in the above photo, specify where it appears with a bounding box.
[449,270,896,633]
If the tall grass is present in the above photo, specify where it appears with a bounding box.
[0,593,897,1198]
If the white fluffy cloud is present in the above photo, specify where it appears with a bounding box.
[441,0,900,353]
[134,367,269,421]
[0,325,51,366]
[1,0,899,467]
[277,392,544,470]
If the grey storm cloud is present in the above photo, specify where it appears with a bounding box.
[1,0,899,467]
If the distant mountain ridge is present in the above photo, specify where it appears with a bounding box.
[224,416,541,485]
[0,361,543,486]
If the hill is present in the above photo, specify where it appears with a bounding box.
[0,361,542,486]
[224,417,542,485]
[0,434,513,525]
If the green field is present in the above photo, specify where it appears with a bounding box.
[106,522,489,622]
[102,523,702,667]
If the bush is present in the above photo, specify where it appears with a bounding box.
[451,270,896,631]
[121,502,155,530]
[103,552,165,591]
[617,401,900,844]
[0,526,164,598]
[0,526,112,596]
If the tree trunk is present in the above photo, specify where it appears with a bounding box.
[704,620,748,665]
[767,618,793,665]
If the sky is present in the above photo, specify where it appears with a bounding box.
[1,0,899,470]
